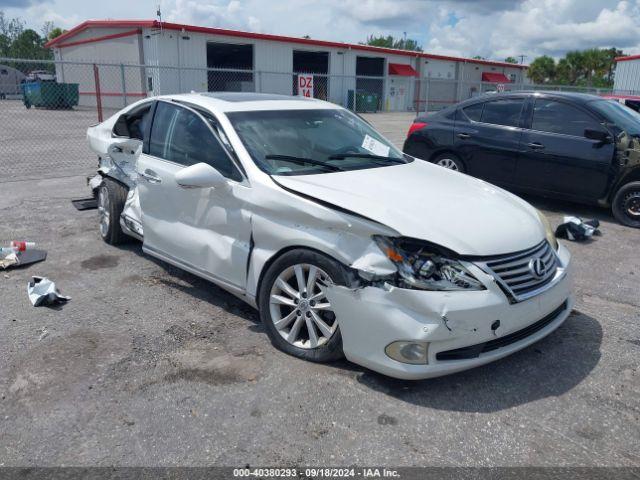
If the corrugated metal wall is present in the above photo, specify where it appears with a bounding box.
[50,26,530,111]
[613,60,640,93]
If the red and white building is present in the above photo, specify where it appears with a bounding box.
[45,19,529,110]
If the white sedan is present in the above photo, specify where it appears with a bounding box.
[87,92,573,379]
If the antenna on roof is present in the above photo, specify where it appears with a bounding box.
[156,3,163,33]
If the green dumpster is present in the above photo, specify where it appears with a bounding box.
[355,92,379,113]
[22,81,79,109]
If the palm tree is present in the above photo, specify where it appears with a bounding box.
[528,55,555,84]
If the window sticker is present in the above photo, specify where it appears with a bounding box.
[361,134,390,157]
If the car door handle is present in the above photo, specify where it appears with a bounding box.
[139,169,162,184]
[527,142,545,150]
[457,133,471,139]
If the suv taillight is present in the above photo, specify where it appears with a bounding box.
[407,122,428,138]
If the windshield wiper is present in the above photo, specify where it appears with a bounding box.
[328,153,408,164]
[264,154,343,172]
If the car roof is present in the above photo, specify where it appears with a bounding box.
[457,90,606,108]
[154,92,340,114]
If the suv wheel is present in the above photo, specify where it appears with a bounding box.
[433,153,465,172]
[258,249,347,363]
[98,178,129,244]
[612,181,640,228]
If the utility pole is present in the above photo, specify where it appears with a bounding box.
[518,54,527,65]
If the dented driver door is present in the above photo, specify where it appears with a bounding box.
[137,100,252,292]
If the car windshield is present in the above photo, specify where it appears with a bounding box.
[590,100,640,136]
[226,108,409,175]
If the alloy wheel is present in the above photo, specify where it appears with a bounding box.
[269,263,337,349]
[98,186,110,237]
[437,158,459,171]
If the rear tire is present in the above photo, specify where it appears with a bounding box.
[432,153,465,173]
[98,177,129,244]
[258,249,348,363]
[612,181,640,228]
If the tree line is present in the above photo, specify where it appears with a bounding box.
[523,48,622,87]
[0,11,64,61]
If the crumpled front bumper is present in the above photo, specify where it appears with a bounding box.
[326,243,574,380]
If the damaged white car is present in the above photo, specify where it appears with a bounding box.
[87,93,573,379]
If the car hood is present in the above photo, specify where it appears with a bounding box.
[274,160,545,256]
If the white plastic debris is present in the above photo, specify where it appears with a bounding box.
[27,276,71,307]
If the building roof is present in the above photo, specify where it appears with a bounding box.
[45,19,528,69]
[615,54,640,63]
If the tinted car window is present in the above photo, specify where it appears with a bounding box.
[589,100,640,136]
[480,99,523,127]
[462,103,483,121]
[149,102,241,180]
[532,99,602,137]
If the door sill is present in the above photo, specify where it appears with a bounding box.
[142,244,256,308]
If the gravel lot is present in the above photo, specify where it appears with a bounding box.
[0,104,639,468]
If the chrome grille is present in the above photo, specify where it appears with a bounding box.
[476,240,561,302]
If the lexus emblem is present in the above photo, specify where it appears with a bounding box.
[529,258,546,279]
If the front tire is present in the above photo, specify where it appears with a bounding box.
[258,249,348,363]
[612,181,640,228]
[98,177,129,244]
[433,153,465,172]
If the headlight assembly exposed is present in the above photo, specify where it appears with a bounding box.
[372,236,485,291]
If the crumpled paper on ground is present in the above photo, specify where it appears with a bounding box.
[27,276,71,307]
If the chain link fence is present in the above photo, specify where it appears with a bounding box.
[1,56,634,182]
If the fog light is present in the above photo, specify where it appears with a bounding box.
[385,341,429,365]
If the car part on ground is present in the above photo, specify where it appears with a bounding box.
[555,217,601,241]
[0,242,46,270]
[71,197,98,211]
[86,92,574,379]
[27,276,71,307]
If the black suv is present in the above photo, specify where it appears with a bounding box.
[403,92,640,227]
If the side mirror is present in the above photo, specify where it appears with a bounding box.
[584,128,611,143]
[174,162,228,189]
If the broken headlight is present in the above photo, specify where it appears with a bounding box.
[372,236,485,291]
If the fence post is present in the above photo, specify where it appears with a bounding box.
[120,63,127,107]
[93,64,103,123]
[425,78,430,113]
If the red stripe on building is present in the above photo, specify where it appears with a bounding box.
[46,19,528,69]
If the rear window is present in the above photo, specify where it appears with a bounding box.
[462,103,483,122]
[480,99,524,127]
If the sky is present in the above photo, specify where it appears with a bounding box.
[1,0,639,61]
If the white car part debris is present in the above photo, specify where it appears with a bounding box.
[27,276,71,307]
[555,216,600,241]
